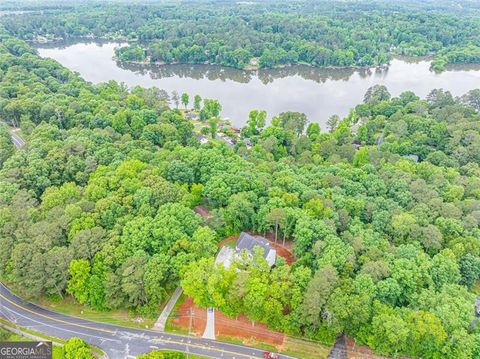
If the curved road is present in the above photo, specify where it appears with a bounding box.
[0,121,25,149]
[0,121,25,150]
[0,284,295,359]
[10,130,25,149]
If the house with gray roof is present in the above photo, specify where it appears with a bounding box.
[237,232,276,266]
[215,232,277,269]
[196,134,209,144]
[185,112,200,120]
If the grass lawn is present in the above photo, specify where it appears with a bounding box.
[0,327,31,341]
[215,334,332,359]
[282,336,331,359]
[36,296,159,330]
[140,350,208,358]
[188,118,206,132]
[223,238,237,249]
[217,335,278,352]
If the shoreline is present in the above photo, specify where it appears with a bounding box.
[30,36,404,72]
[32,36,478,73]
[113,56,392,72]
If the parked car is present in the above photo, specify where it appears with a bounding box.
[263,352,279,359]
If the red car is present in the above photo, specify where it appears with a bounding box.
[263,352,279,359]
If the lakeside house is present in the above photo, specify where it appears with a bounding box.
[215,232,277,269]
[185,112,200,120]
[216,133,236,147]
[196,134,209,144]
[243,138,253,149]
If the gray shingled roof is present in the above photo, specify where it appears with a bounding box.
[236,232,271,259]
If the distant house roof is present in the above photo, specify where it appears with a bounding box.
[236,232,276,266]
[404,154,419,162]
[185,112,199,119]
[237,232,270,253]
[196,134,209,144]
[217,134,235,147]
[193,205,210,218]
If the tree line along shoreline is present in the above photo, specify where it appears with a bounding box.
[2,0,480,71]
[1,2,480,357]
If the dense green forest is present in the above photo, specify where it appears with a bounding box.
[1,27,480,357]
[2,0,480,69]
[3,1,480,357]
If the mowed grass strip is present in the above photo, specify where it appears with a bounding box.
[36,296,158,329]
[282,336,331,359]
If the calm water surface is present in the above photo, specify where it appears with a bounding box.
[36,41,480,127]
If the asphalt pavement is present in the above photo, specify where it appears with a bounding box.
[0,121,25,149]
[10,131,25,149]
[0,283,295,359]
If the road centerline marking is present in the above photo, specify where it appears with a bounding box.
[0,291,116,335]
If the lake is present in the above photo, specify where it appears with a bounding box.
[36,41,480,128]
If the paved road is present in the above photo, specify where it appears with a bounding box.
[0,283,295,359]
[10,130,25,149]
[0,121,25,149]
